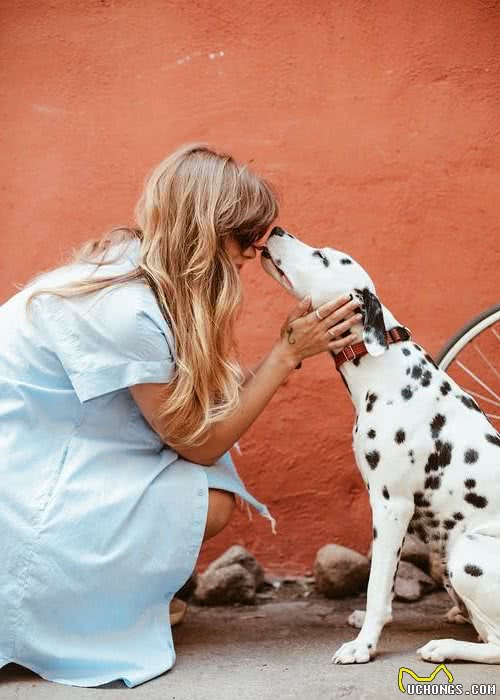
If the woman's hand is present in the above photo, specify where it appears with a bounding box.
[276,294,362,365]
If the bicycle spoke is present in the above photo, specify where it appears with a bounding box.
[456,360,500,403]
[472,342,500,381]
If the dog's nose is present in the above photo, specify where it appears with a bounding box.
[269,226,286,237]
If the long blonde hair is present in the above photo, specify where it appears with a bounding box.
[24,143,279,449]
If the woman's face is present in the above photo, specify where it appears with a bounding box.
[223,234,267,272]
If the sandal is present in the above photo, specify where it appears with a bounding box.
[169,597,188,627]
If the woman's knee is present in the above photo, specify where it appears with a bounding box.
[204,488,236,540]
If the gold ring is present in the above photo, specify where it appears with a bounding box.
[315,308,323,321]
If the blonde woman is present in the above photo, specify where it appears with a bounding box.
[0,144,361,688]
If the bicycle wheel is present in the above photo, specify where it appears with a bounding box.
[436,302,500,430]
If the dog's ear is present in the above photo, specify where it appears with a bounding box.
[354,287,388,357]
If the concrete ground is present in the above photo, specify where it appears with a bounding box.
[1,589,498,699]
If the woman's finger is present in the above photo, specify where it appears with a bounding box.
[328,333,357,351]
[319,298,360,326]
[326,313,363,337]
[287,295,312,324]
[315,294,352,321]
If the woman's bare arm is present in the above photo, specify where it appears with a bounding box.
[130,295,361,465]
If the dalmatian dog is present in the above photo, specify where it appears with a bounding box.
[260,226,500,665]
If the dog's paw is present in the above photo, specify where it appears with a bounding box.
[331,639,374,664]
[347,610,366,628]
[444,606,470,625]
[417,639,460,662]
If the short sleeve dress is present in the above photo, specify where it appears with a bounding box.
[0,238,275,688]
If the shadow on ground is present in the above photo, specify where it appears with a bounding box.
[1,591,498,699]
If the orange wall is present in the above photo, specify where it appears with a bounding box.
[1,1,499,574]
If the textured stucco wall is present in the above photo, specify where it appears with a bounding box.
[1,0,499,573]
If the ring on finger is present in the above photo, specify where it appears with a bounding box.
[327,327,336,338]
[315,308,323,321]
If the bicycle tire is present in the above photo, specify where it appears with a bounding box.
[436,302,500,370]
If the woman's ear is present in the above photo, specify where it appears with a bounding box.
[353,287,388,357]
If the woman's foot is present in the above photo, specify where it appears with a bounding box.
[169,597,188,626]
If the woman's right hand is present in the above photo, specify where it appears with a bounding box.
[276,294,363,365]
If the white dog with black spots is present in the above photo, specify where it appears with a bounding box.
[261,226,500,665]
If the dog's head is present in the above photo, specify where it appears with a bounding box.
[260,226,388,357]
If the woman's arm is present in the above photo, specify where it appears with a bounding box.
[130,295,361,466]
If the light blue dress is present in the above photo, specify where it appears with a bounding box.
[0,238,274,688]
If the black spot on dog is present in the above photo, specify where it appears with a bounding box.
[414,492,430,508]
[453,512,464,520]
[312,250,330,267]
[367,429,376,439]
[373,527,377,539]
[421,370,433,387]
[408,449,415,464]
[425,452,439,473]
[407,523,415,534]
[366,392,378,412]
[464,449,479,464]
[367,643,373,649]
[425,475,441,490]
[459,395,481,412]
[395,429,406,444]
[440,381,451,396]
[464,478,476,489]
[438,442,452,467]
[411,365,423,380]
[464,492,488,508]
[366,451,380,469]
[485,433,500,447]
[430,414,446,439]
[382,485,390,500]
[443,519,456,530]
[431,533,441,541]
[406,368,410,375]
[428,518,440,528]
[424,510,434,518]
[464,564,483,577]
[353,357,360,367]
[413,344,422,352]
[401,386,413,400]
[402,348,411,356]
[340,258,352,265]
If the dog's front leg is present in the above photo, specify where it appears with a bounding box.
[332,497,414,664]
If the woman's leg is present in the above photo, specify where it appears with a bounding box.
[203,488,236,541]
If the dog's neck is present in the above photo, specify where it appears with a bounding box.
[337,303,414,411]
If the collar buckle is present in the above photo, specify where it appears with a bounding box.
[342,345,356,363]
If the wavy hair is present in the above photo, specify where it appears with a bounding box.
[24,143,279,449]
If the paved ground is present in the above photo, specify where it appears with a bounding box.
[1,589,498,699]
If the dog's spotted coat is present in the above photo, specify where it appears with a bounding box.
[262,227,500,666]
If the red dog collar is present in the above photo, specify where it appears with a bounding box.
[334,326,411,370]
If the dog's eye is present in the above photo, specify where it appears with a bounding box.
[312,250,329,267]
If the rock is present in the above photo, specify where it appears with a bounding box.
[193,546,265,605]
[401,535,430,572]
[429,550,446,586]
[205,545,265,590]
[394,560,437,602]
[194,563,256,605]
[314,544,370,598]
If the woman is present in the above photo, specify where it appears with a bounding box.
[0,143,361,688]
